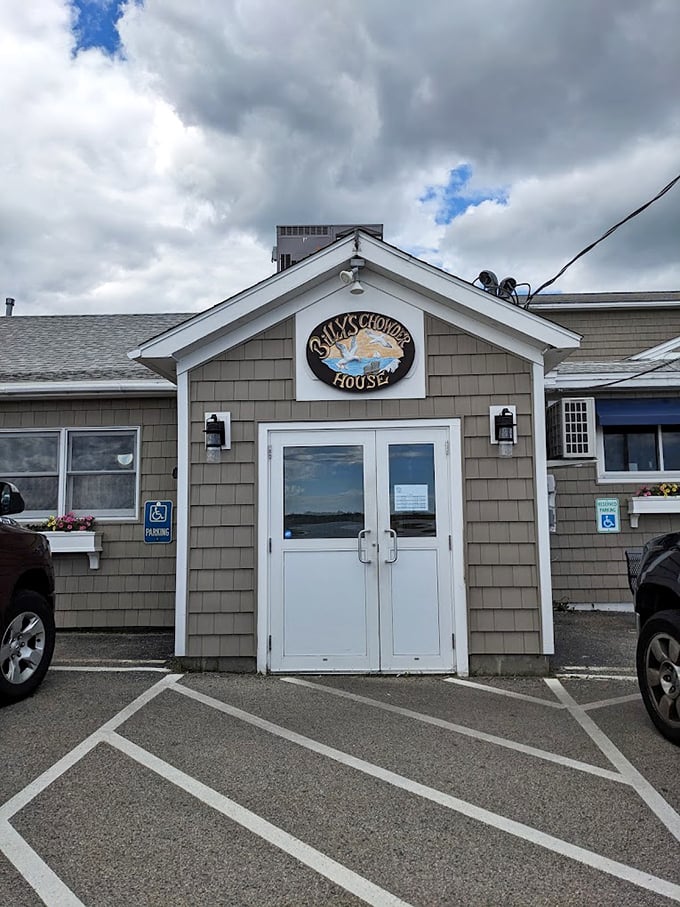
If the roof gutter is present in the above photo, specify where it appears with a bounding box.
[0,379,177,398]
[545,372,680,390]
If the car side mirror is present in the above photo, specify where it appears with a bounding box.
[0,481,25,516]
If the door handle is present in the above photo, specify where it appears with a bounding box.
[384,528,398,563]
[357,529,371,564]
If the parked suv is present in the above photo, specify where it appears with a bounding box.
[629,533,680,745]
[0,481,56,703]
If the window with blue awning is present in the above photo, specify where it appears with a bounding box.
[596,399,680,426]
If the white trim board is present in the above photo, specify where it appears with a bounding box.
[532,362,554,655]
[174,371,190,657]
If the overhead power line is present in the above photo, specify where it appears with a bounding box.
[525,171,680,306]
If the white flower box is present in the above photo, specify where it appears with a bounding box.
[42,531,102,569]
[628,497,680,528]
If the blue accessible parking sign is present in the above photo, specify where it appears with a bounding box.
[144,500,173,544]
[595,498,620,534]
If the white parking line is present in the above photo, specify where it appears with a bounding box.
[545,679,680,845]
[0,821,86,907]
[53,658,167,665]
[171,683,680,903]
[582,694,642,711]
[50,666,171,673]
[443,676,640,713]
[0,674,182,822]
[108,733,412,907]
[556,673,637,681]
[0,674,183,907]
[281,676,624,784]
[443,676,565,708]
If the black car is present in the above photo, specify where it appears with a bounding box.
[629,533,680,745]
[0,481,56,702]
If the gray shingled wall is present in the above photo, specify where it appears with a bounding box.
[544,309,680,360]
[548,460,674,606]
[0,397,177,628]
[186,315,540,666]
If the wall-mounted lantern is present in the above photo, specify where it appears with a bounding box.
[489,405,517,458]
[204,412,231,462]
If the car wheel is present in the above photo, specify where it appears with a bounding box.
[636,609,680,746]
[0,590,55,703]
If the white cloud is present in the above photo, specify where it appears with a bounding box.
[1,0,679,316]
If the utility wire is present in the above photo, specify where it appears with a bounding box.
[525,172,680,307]
[590,355,680,389]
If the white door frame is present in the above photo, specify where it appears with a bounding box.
[257,419,469,675]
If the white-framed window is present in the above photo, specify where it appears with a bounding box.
[595,399,680,483]
[0,427,140,519]
[598,425,680,482]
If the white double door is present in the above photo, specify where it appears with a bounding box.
[268,425,455,672]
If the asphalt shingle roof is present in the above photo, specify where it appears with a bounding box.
[0,313,192,382]
[530,290,680,306]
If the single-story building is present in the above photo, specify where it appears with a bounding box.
[532,290,680,609]
[2,227,679,674]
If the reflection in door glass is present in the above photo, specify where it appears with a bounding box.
[284,446,364,539]
[389,444,436,536]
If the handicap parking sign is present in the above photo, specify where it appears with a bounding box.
[595,498,620,534]
[144,500,173,543]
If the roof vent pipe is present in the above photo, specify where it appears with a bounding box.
[5,298,14,316]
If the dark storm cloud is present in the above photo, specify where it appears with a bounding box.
[1,0,678,313]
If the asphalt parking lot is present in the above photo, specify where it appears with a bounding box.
[1,614,679,907]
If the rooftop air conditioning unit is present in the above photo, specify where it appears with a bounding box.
[272,224,384,271]
[546,397,596,459]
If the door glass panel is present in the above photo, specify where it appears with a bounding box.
[283,446,364,539]
[388,443,436,536]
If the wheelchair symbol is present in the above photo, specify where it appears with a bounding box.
[149,503,168,523]
[601,513,616,529]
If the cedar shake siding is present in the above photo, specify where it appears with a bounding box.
[186,315,541,665]
[549,460,655,607]
[0,396,177,629]
[543,309,680,361]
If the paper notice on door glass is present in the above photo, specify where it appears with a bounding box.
[394,484,429,512]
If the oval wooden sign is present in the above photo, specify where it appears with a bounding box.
[306,312,415,393]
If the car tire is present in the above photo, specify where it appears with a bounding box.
[0,590,55,703]
[636,609,680,746]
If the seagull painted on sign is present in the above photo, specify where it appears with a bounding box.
[336,336,361,369]
[365,329,393,349]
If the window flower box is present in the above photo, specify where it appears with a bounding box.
[42,531,102,569]
[628,497,680,528]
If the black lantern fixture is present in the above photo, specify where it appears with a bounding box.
[494,407,516,458]
[204,414,226,461]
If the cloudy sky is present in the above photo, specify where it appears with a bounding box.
[2,0,679,316]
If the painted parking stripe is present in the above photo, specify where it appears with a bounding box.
[281,676,624,784]
[0,822,85,907]
[446,674,642,715]
[171,683,680,903]
[556,673,637,681]
[53,658,167,665]
[546,679,680,845]
[50,666,171,673]
[443,676,565,708]
[582,694,642,711]
[107,733,412,907]
[0,674,183,822]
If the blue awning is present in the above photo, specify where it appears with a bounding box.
[596,398,680,426]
